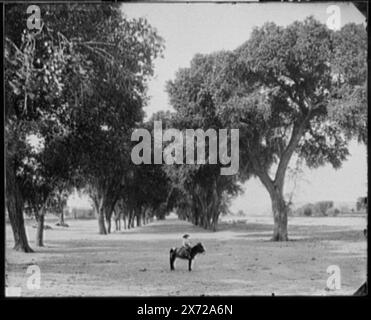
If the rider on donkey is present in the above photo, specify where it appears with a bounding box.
[182,234,192,258]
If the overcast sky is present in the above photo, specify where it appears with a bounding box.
[70,2,367,214]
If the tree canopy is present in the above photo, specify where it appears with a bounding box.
[5,4,165,250]
[165,17,367,239]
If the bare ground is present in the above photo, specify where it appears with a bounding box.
[5,214,367,296]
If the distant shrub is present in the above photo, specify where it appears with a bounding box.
[327,207,340,216]
[236,210,245,217]
[294,201,335,217]
[356,197,367,211]
[313,201,334,216]
[303,206,313,216]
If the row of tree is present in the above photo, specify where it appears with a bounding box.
[153,17,367,239]
[5,4,167,252]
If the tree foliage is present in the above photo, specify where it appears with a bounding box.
[166,17,367,238]
[5,3,165,250]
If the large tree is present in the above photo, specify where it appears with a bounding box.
[69,11,164,234]
[166,17,366,239]
[216,18,367,240]
[165,60,242,230]
[5,3,164,249]
[5,4,78,251]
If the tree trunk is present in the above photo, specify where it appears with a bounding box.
[142,210,146,225]
[136,214,141,227]
[211,212,219,232]
[59,209,65,225]
[270,190,289,241]
[265,122,308,241]
[35,212,44,247]
[123,215,127,229]
[256,166,290,242]
[6,166,33,252]
[130,210,135,228]
[127,213,132,229]
[92,190,116,235]
[106,218,111,234]
[104,199,117,234]
[115,213,121,231]
[98,204,107,235]
[105,205,112,234]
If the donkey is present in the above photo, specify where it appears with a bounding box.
[170,242,206,271]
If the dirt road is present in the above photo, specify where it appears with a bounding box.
[5,215,367,296]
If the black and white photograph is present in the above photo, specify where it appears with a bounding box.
[4,1,368,298]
